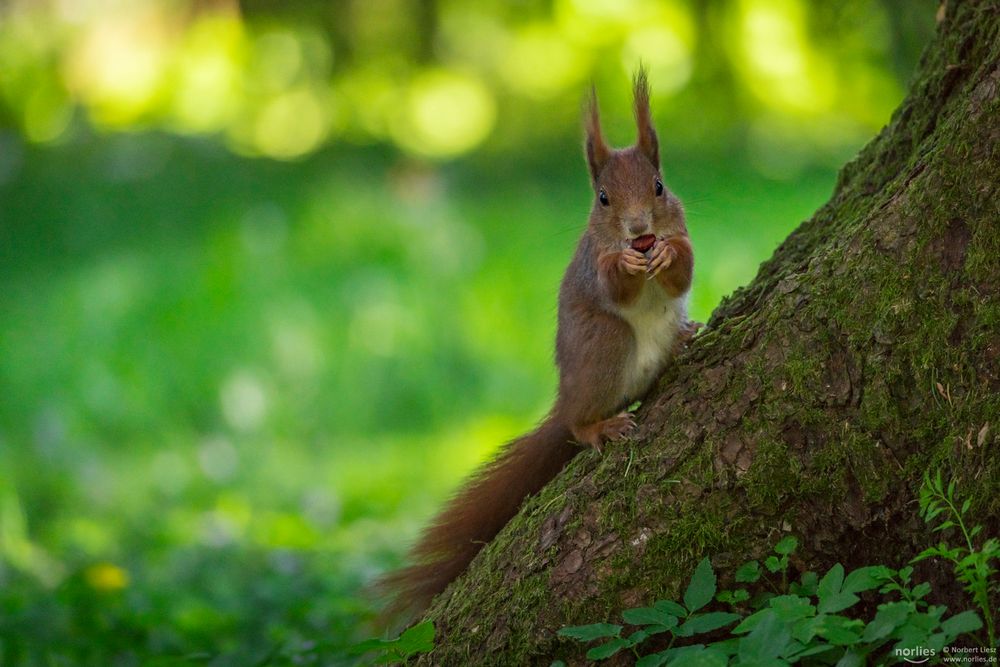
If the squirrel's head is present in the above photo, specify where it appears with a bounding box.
[584,68,685,249]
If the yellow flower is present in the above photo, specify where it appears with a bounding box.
[84,562,130,592]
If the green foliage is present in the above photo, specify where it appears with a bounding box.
[912,470,999,648]
[559,529,989,665]
[684,557,719,613]
[348,621,435,665]
[0,0,932,161]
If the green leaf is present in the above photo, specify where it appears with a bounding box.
[842,566,889,594]
[586,638,630,660]
[731,589,750,603]
[733,609,768,634]
[712,638,740,656]
[787,643,838,661]
[346,637,394,655]
[817,564,845,601]
[655,600,689,618]
[735,560,762,583]
[862,601,912,642]
[790,571,818,597]
[750,590,776,610]
[676,612,741,636]
[814,615,863,646]
[769,595,815,622]
[934,520,956,532]
[764,555,782,573]
[818,592,860,614]
[774,536,798,555]
[372,652,406,664]
[549,662,567,667]
[625,629,651,645]
[683,558,717,613]
[791,616,820,644]
[940,610,982,639]
[925,505,946,522]
[348,621,435,658]
[738,610,792,662]
[396,620,435,656]
[667,646,729,667]
[911,582,931,599]
[557,623,622,641]
[623,606,678,629]
[834,649,865,667]
[636,651,670,667]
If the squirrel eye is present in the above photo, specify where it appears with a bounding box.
[599,189,609,206]
[655,179,664,196]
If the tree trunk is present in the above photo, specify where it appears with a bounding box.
[420,1,1000,663]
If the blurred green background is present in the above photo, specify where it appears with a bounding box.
[0,0,933,663]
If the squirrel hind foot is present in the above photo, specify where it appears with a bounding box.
[572,412,636,451]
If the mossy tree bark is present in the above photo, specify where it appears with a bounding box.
[420,1,999,663]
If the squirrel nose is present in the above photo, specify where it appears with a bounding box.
[627,220,650,237]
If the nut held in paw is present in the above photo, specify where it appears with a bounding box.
[631,234,656,253]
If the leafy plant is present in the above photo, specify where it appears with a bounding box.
[558,556,739,664]
[558,536,985,665]
[912,469,998,648]
[348,621,435,665]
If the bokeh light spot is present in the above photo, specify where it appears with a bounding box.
[392,70,496,158]
[250,86,329,159]
[66,11,169,126]
[737,0,836,113]
[84,562,129,592]
[621,24,693,95]
[500,25,586,99]
[170,15,245,133]
[220,370,268,432]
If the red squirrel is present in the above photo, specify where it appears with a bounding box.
[381,69,696,620]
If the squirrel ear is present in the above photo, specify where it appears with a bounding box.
[584,87,611,183]
[633,66,659,167]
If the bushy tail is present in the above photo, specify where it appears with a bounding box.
[379,416,577,621]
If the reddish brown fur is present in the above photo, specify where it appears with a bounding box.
[597,248,645,305]
[379,67,696,623]
[584,87,611,182]
[378,417,576,621]
[656,235,694,297]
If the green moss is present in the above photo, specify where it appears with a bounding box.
[802,444,850,499]
[740,438,800,508]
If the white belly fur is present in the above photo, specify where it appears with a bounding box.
[617,284,686,401]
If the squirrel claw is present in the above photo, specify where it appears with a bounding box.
[576,412,636,451]
[646,239,676,278]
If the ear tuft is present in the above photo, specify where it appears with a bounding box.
[633,65,659,167]
[584,86,611,184]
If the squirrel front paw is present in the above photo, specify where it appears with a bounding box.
[619,248,647,275]
[646,238,677,278]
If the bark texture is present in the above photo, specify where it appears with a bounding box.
[421,2,1000,663]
